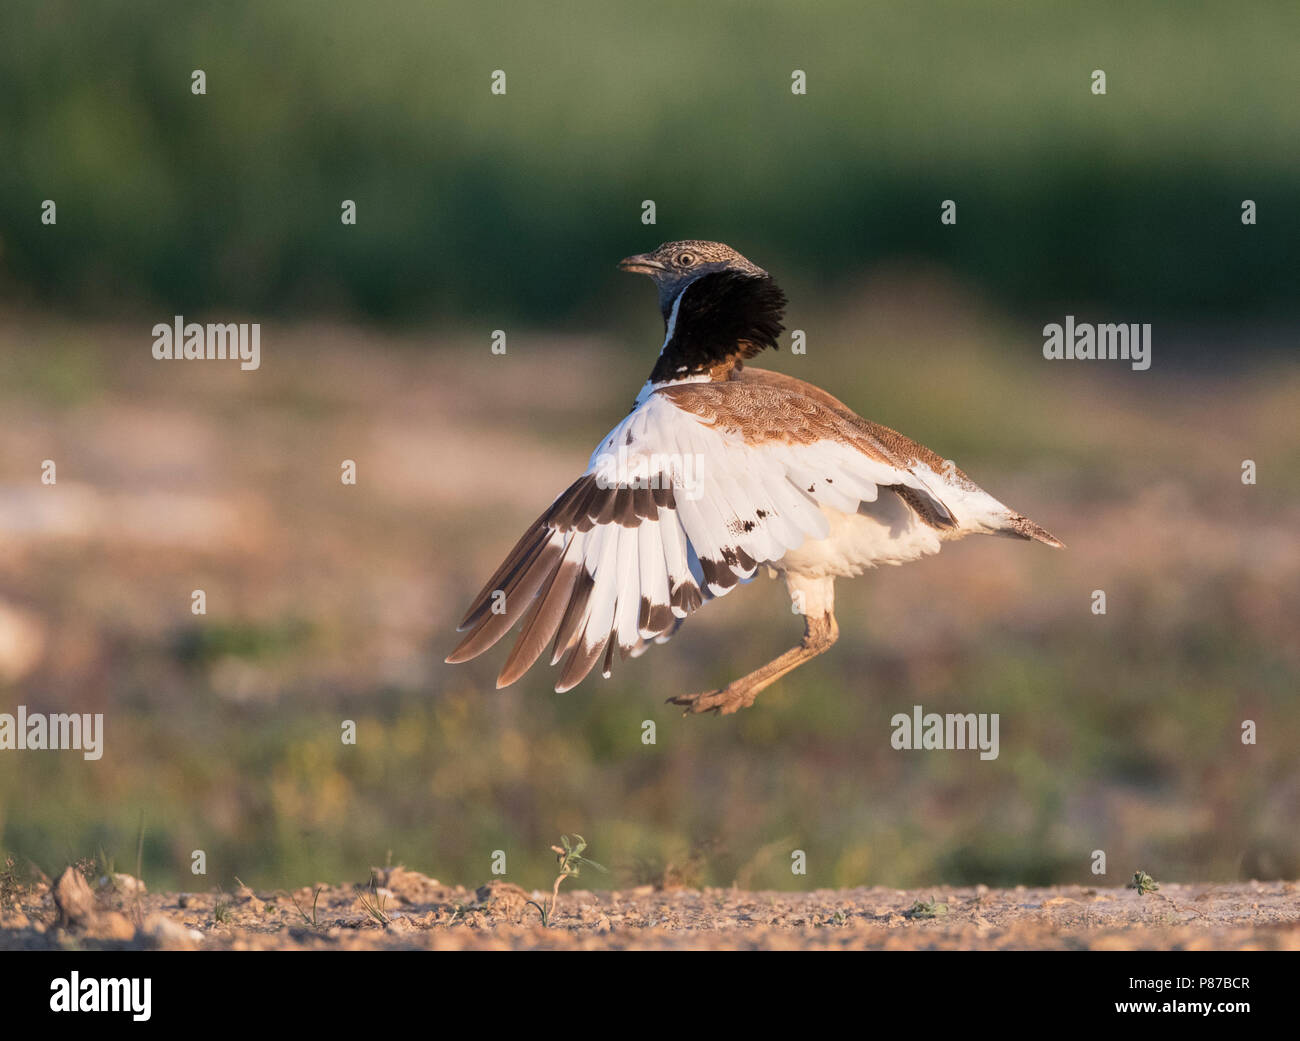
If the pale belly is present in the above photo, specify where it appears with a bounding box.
[772,492,945,579]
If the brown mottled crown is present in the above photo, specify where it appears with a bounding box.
[616,241,787,385]
[619,240,768,318]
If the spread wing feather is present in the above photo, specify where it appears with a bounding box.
[446,387,955,691]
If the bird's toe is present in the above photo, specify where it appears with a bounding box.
[667,686,754,716]
[667,689,722,715]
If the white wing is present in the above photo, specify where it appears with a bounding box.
[446,389,954,691]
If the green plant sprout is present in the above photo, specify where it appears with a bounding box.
[1128,870,1160,896]
[355,878,391,927]
[1125,868,1202,920]
[291,886,324,929]
[526,834,607,928]
[907,898,949,919]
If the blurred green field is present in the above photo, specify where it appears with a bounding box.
[1,285,1296,892]
[2,0,1298,321]
[1,0,1297,897]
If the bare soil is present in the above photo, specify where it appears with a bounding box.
[4,868,1298,950]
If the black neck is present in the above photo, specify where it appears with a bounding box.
[649,271,787,384]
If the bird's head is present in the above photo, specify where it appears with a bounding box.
[620,240,786,382]
[619,240,768,320]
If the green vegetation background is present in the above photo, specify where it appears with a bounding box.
[3,0,1298,323]
[0,1,1297,894]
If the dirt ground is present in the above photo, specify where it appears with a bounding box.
[3,866,1297,950]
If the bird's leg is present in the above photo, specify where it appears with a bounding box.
[668,610,839,716]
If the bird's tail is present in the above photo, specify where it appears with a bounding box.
[1004,513,1065,549]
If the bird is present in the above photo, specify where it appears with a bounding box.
[446,240,1063,715]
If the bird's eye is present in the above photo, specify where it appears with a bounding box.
[677,252,696,267]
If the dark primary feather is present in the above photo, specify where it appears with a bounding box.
[445,470,704,690]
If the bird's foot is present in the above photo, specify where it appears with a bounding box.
[667,684,757,716]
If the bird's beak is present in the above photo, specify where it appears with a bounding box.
[618,253,665,276]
